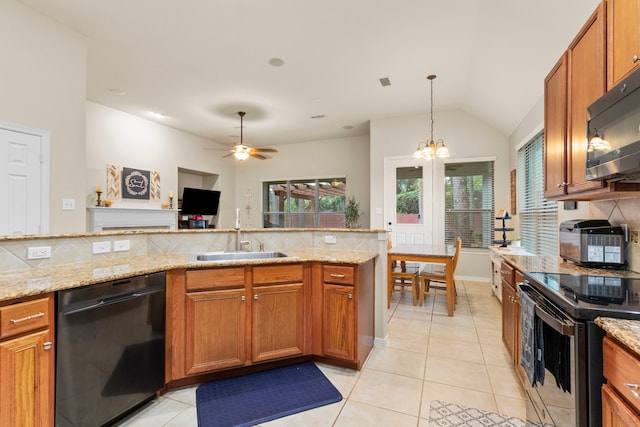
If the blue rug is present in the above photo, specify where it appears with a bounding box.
[196,362,342,427]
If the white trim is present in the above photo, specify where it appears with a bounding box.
[0,120,50,234]
[515,122,544,152]
[443,155,497,164]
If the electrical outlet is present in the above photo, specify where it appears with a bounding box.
[27,246,51,259]
[324,235,337,244]
[631,230,640,245]
[113,240,130,252]
[92,241,111,254]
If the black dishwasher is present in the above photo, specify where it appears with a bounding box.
[55,272,166,427]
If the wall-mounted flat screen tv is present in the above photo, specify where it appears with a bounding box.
[180,187,221,216]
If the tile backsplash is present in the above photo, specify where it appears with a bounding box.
[590,198,640,272]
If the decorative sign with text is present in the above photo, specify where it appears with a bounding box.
[121,167,150,199]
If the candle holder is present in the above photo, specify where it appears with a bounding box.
[96,190,102,207]
[169,196,173,209]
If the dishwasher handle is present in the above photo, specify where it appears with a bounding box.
[62,283,165,316]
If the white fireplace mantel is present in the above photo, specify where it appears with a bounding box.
[87,207,178,232]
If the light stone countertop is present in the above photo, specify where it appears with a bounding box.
[0,248,377,302]
[595,317,640,357]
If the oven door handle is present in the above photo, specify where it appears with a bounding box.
[534,304,575,336]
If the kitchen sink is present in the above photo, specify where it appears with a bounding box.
[193,251,291,262]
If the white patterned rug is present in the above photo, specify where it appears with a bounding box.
[429,400,525,426]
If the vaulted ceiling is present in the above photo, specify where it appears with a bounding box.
[19,0,599,148]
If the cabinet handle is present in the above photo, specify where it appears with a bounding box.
[241,295,246,301]
[556,182,568,188]
[330,273,346,278]
[254,294,258,300]
[348,293,353,299]
[624,383,640,398]
[10,311,44,324]
[633,55,639,64]
[43,342,52,351]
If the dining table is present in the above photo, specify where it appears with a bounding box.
[387,243,457,316]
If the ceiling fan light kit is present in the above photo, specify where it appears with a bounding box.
[413,74,450,160]
[225,111,278,161]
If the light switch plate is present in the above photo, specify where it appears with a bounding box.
[27,246,51,259]
[113,240,130,252]
[62,198,76,210]
[324,235,337,244]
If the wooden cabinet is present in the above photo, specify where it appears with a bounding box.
[602,336,640,426]
[318,262,374,368]
[251,264,306,362]
[167,263,310,381]
[545,4,607,199]
[0,294,54,427]
[501,262,518,361]
[607,0,640,89]
[544,2,640,200]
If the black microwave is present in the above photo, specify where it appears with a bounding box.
[586,67,640,182]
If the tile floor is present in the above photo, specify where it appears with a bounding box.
[116,280,527,426]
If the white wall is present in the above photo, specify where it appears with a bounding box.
[0,0,87,233]
[233,136,370,229]
[86,102,237,227]
[370,110,511,280]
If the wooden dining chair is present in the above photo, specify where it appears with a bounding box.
[418,236,462,306]
[390,259,421,305]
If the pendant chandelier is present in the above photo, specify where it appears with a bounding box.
[413,75,449,160]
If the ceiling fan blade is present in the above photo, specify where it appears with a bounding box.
[222,152,234,158]
[251,148,278,153]
[250,153,267,160]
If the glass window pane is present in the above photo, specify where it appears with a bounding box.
[396,166,423,225]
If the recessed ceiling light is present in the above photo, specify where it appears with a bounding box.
[343,125,354,130]
[378,77,391,87]
[108,88,127,96]
[268,58,285,67]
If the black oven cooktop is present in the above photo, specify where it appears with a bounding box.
[524,272,640,321]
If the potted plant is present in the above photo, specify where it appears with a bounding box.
[345,196,363,229]
[511,236,521,247]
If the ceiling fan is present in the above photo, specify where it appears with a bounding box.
[223,111,278,160]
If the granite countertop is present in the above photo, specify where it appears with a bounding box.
[498,253,640,278]
[0,248,377,302]
[596,317,640,357]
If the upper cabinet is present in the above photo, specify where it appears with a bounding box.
[607,0,640,89]
[545,5,605,199]
[544,2,640,201]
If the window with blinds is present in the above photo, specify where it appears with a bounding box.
[444,161,494,248]
[517,131,558,255]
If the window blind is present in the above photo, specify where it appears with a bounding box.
[517,131,558,255]
[444,161,494,248]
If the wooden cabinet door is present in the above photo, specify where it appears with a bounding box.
[252,283,305,362]
[0,329,54,427]
[184,288,247,374]
[544,53,568,198]
[567,4,606,195]
[602,384,640,427]
[607,0,640,89]
[322,284,355,361]
[501,280,516,362]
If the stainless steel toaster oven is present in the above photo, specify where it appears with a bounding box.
[559,219,625,269]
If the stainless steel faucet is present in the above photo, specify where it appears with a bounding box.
[235,208,250,251]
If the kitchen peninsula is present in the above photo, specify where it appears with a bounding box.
[0,228,385,426]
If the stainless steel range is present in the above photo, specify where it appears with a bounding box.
[521,271,640,427]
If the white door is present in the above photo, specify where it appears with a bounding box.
[0,126,47,235]
[384,157,435,247]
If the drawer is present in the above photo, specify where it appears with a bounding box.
[515,270,525,286]
[603,336,640,414]
[0,297,51,339]
[323,264,355,285]
[253,264,303,285]
[501,262,515,286]
[186,267,245,291]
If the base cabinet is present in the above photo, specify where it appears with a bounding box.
[602,384,640,427]
[0,295,54,427]
[322,284,356,361]
[184,288,247,375]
